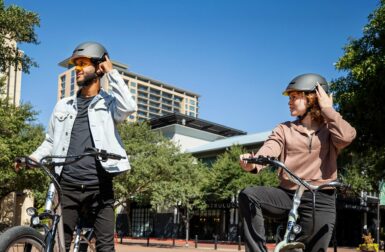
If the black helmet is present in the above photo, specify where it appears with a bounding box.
[283,73,329,96]
[69,41,108,65]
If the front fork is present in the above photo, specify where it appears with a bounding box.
[274,185,306,252]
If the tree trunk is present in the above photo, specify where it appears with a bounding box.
[185,209,189,247]
[125,198,132,236]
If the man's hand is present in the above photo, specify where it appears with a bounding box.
[97,55,113,74]
[239,153,258,173]
[14,156,37,172]
[316,82,333,109]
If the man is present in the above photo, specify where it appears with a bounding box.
[16,42,137,251]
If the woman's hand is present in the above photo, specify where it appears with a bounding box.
[239,153,258,173]
[316,82,333,109]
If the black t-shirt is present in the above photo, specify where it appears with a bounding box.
[61,94,110,185]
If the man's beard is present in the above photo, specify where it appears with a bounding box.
[77,72,98,87]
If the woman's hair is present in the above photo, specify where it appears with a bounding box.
[305,92,324,123]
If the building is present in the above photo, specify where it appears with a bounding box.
[0,38,22,106]
[114,113,250,240]
[57,59,200,122]
[0,39,33,230]
[150,113,246,151]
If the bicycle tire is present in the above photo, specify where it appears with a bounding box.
[0,226,45,252]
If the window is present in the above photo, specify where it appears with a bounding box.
[149,108,160,114]
[174,96,182,102]
[138,111,147,116]
[149,101,160,107]
[150,88,160,95]
[190,105,195,111]
[190,100,196,105]
[138,85,148,91]
[138,98,147,104]
[138,104,148,110]
[60,75,66,93]
[131,208,152,237]
[189,112,195,117]
[131,82,137,87]
[149,95,160,101]
[162,98,172,105]
[162,104,172,111]
[162,92,172,99]
[130,89,136,94]
[138,91,148,98]
[149,113,159,119]
[70,81,75,96]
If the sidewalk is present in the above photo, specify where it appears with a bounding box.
[114,238,358,252]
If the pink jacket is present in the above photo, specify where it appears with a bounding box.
[256,107,356,190]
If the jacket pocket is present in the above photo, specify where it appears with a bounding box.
[54,112,69,121]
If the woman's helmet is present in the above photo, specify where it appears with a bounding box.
[68,41,108,65]
[283,73,329,96]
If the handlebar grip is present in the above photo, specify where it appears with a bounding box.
[242,156,271,165]
[14,156,39,168]
[15,157,26,164]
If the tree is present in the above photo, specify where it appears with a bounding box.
[332,1,385,190]
[114,122,209,238]
[206,145,279,201]
[0,0,40,74]
[0,91,46,223]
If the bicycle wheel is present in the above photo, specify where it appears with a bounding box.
[0,226,45,252]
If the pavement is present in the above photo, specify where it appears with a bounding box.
[114,238,358,252]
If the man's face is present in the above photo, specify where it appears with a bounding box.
[73,57,96,86]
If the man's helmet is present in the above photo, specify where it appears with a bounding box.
[283,73,329,96]
[68,41,108,65]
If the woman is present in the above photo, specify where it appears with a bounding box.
[239,73,356,252]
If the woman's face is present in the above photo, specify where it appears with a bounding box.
[288,91,307,117]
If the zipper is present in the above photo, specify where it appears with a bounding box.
[308,133,313,153]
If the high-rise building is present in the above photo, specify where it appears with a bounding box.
[57,59,200,122]
[0,39,22,106]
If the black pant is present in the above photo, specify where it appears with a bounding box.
[60,180,115,252]
[238,186,336,252]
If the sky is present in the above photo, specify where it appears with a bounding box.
[4,0,380,134]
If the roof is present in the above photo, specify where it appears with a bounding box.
[149,113,247,137]
[185,131,271,154]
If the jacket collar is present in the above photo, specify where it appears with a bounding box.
[65,88,108,107]
[291,119,325,135]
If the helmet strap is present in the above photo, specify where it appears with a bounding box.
[298,107,311,121]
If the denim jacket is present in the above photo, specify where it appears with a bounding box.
[31,69,137,175]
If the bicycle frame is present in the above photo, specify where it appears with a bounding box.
[243,156,343,252]
[16,147,125,252]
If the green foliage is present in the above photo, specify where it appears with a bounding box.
[332,1,385,189]
[0,97,46,206]
[206,145,279,201]
[0,0,40,74]
[114,122,208,211]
